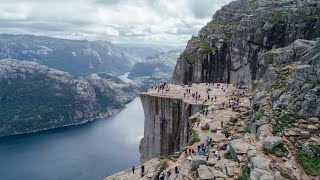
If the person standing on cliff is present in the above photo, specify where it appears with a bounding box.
[132,166,135,174]
[175,166,179,174]
[141,164,145,174]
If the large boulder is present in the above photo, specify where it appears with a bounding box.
[191,156,206,171]
[197,165,215,180]
[250,157,271,171]
[229,139,250,158]
[263,136,283,150]
[300,131,311,139]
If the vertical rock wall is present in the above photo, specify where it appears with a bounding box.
[172,0,320,87]
[139,93,202,162]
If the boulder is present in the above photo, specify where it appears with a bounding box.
[300,131,311,139]
[308,117,319,124]
[197,165,215,180]
[250,168,272,180]
[229,139,250,158]
[206,158,217,166]
[257,124,272,140]
[307,125,318,132]
[191,156,206,171]
[263,136,283,150]
[250,157,271,170]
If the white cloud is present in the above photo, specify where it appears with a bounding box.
[0,0,234,45]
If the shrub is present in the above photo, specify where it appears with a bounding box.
[190,129,200,142]
[201,123,210,131]
[296,145,320,175]
[192,117,200,123]
[255,112,263,120]
[238,164,250,180]
[265,145,287,157]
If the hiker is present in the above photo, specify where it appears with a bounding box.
[167,171,171,177]
[192,149,195,155]
[184,148,187,156]
[175,166,179,174]
[141,164,145,174]
[132,166,135,174]
[184,93,186,98]
[221,121,223,128]
[160,173,165,180]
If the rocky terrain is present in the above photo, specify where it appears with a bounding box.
[0,34,134,76]
[0,59,137,137]
[129,50,182,90]
[172,0,319,87]
[105,0,320,179]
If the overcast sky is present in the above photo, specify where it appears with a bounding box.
[0,0,233,45]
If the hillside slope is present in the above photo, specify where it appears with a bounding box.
[0,34,133,76]
[0,59,137,137]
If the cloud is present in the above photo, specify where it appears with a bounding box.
[0,0,234,45]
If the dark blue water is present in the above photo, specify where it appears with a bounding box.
[0,97,144,180]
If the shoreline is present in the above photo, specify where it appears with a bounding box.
[0,98,139,139]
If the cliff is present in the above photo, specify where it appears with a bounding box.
[172,0,320,87]
[139,93,202,162]
[0,59,138,137]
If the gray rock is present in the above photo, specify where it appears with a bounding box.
[308,117,319,124]
[263,136,283,150]
[206,159,217,167]
[300,131,311,139]
[197,165,215,180]
[307,125,318,132]
[191,156,207,171]
[229,139,250,158]
[250,157,271,170]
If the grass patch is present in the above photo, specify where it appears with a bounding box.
[265,145,287,157]
[238,164,250,180]
[224,150,237,161]
[192,117,200,123]
[190,129,200,143]
[201,123,210,131]
[255,110,264,120]
[244,126,250,134]
[297,145,320,175]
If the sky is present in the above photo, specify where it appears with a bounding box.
[0,0,233,45]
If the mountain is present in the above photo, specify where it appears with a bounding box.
[0,34,133,76]
[116,43,184,62]
[0,59,137,137]
[128,50,182,90]
[172,0,320,86]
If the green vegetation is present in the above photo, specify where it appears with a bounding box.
[255,110,264,120]
[189,36,217,54]
[190,129,200,142]
[272,112,303,134]
[297,145,320,175]
[224,150,236,161]
[265,145,287,157]
[272,114,297,134]
[238,164,250,180]
[244,126,250,134]
[180,51,198,63]
[201,123,210,131]
[192,117,200,123]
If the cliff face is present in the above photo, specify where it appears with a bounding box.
[173,0,320,87]
[0,59,137,137]
[139,93,202,162]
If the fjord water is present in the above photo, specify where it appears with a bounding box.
[0,73,144,180]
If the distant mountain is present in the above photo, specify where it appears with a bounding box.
[0,34,133,76]
[129,50,182,90]
[116,43,184,61]
[0,59,138,137]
